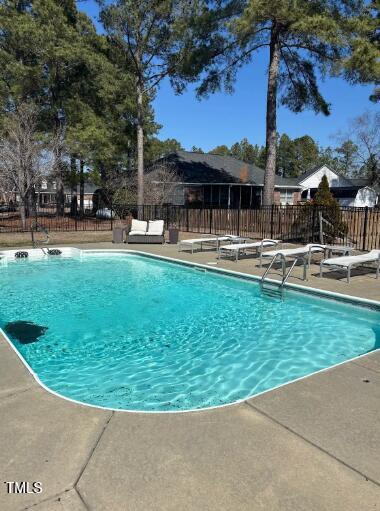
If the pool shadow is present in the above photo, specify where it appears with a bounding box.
[4,321,48,344]
[311,266,379,282]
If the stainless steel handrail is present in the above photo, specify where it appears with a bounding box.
[260,253,286,286]
[261,253,308,299]
[281,256,307,287]
[31,222,49,249]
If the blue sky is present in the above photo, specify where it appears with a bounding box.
[79,0,377,152]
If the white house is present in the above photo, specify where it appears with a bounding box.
[298,164,378,207]
[352,186,378,207]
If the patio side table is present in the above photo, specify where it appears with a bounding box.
[168,228,179,244]
[112,227,126,244]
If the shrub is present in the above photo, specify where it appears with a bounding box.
[314,176,348,242]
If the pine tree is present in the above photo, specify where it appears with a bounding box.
[277,134,295,177]
[97,0,199,206]
[178,0,378,205]
[0,0,138,211]
[292,136,319,177]
[314,175,347,241]
[209,145,230,156]
[314,175,336,205]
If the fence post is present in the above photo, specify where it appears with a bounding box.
[362,206,369,251]
[209,205,213,234]
[270,204,274,239]
[319,211,323,244]
[237,205,240,236]
[312,205,316,242]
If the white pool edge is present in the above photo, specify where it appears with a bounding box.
[0,246,379,415]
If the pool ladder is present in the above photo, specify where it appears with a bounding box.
[31,222,49,254]
[260,254,307,300]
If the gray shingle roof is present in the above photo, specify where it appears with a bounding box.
[158,151,299,188]
[348,178,372,187]
[40,180,98,195]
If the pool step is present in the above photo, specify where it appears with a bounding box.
[261,283,283,300]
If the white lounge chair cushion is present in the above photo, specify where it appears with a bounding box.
[263,244,325,258]
[130,219,147,233]
[323,250,380,268]
[147,220,164,235]
[221,240,280,251]
[181,236,240,245]
[180,238,218,244]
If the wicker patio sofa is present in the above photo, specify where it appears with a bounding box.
[127,219,165,244]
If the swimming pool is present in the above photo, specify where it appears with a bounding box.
[0,250,379,412]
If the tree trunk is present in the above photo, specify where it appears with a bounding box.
[54,112,65,216]
[55,140,65,216]
[99,162,107,185]
[27,187,37,221]
[20,202,27,230]
[136,80,144,211]
[263,25,281,206]
[56,178,65,216]
[70,156,78,217]
[79,159,85,216]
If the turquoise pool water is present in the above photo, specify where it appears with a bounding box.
[0,253,379,411]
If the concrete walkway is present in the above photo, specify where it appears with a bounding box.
[1,242,379,510]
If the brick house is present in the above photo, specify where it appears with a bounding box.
[150,151,301,207]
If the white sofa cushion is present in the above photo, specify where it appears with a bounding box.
[130,219,147,233]
[147,220,164,235]
[129,230,147,236]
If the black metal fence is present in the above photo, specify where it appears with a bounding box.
[133,204,380,251]
[0,203,114,233]
[0,202,379,251]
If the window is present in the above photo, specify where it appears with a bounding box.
[280,190,293,205]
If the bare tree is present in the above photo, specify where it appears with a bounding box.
[337,111,380,184]
[0,104,53,228]
[110,161,180,216]
[112,171,138,218]
[350,111,379,185]
[145,161,180,205]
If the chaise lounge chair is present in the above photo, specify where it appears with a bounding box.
[320,249,380,283]
[127,219,165,244]
[218,239,281,262]
[259,243,326,268]
[178,235,242,254]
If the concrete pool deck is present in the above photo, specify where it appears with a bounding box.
[0,241,379,510]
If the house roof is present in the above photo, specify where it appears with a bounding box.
[297,166,379,194]
[349,178,372,187]
[301,186,361,199]
[301,185,379,200]
[154,151,300,188]
[296,164,324,183]
[349,179,380,194]
[296,163,352,186]
[39,180,98,195]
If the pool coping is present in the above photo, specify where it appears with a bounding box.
[0,246,379,415]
